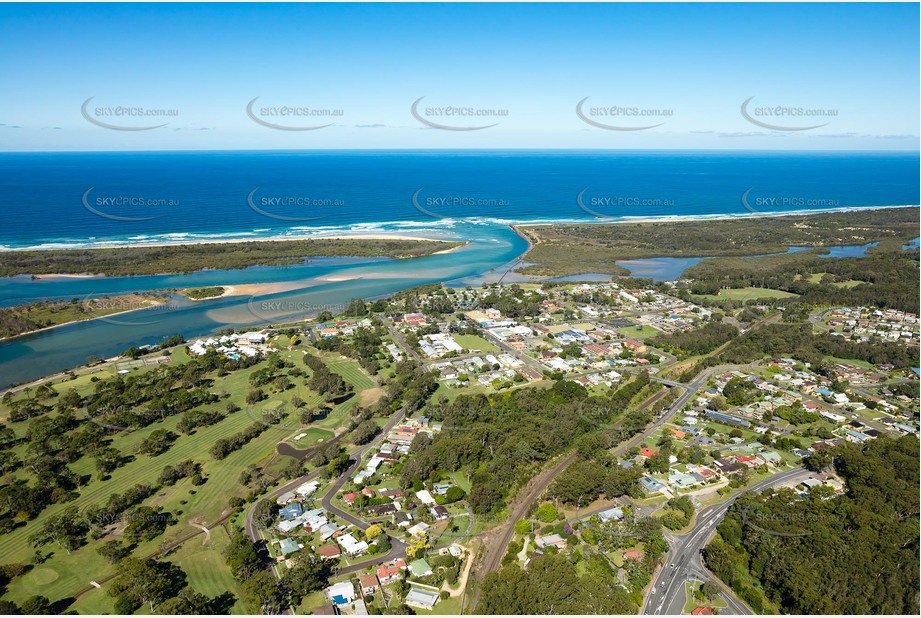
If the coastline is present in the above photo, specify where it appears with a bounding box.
[513,203,921,230]
[17,232,454,254]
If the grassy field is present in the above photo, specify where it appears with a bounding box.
[615,325,661,339]
[803,273,865,288]
[168,526,246,612]
[451,334,499,353]
[823,355,875,370]
[287,427,336,446]
[693,287,799,301]
[326,357,376,390]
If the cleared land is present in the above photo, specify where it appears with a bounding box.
[451,334,500,352]
[692,287,800,301]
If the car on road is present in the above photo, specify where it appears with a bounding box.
[651,587,657,595]
[670,563,676,569]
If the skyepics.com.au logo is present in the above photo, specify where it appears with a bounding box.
[81,401,176,433]
[412,188,510,219]
[246,97,344,131]
[576,97,673,131]
[246,187,344,222]
[740,96,837,131]
[83,508,176,538]
[246,297,345,325]
[82,187,180,222]
[81,96,178,131]
[740,188,841,215]
[738,503,838,538]
[80,292,180,327]
[411,97,508,131]
[245,402,304,432]
[577,188,675,219]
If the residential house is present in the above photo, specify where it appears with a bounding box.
[405,588,439,610]
[409,558,434,578]
[639,476,667,493]
[407,522,430,537]
[534,534,567,550]
[317,545,341,561]
[358,574,380,595]
[326,582,357,607]
[377,559,407,585]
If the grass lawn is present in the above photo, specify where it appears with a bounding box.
[288,427,336,446]
[0,346,370,607]
[169,526,246,613]
[451,334,499,353]
[325,358,376,390]
[432,382,489,403]
[683,580,729,613]
[693,287,799,301]
[431,515,470,546]
[823,355,875,370]
[615,324,661,340]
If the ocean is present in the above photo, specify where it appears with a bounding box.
[0,150,917,386]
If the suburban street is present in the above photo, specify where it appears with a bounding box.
[643,466,814,615]
[244,405,411,576]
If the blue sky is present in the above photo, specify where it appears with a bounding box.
[0,2,918,151]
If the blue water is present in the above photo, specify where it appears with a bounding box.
[0,150,918,387]
[1,150,918,250]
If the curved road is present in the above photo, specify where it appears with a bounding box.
[245,406,411,575]
[643,466,813,615]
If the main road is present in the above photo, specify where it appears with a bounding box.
[643,466,814,615]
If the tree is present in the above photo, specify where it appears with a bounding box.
[108,558,187,612]
[603,466,641,498]
[94,446,123,476]
[98,539,133,564]
[224,529,263,580]
[365,525,383,540]
[281,552,331,606]
[28,506,88,554]
[444,486,466,503]
[138,429,177,457]
[19,596,51,615]
[535,502,559,523]
[124,506,175,541]
[350,420,380,446]
[154,588,222,615]
[514,519,532,535]
[468,482,503,515]
[549,460,605,507]
[701,580,721,601]
[241,570,287,614]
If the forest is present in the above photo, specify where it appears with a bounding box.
[517,207,919,277]
[703,435,919,615]
[0,238,460,277]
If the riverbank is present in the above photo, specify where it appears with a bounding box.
[0,294,171,342]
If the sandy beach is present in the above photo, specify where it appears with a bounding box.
[24,232,455,253]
